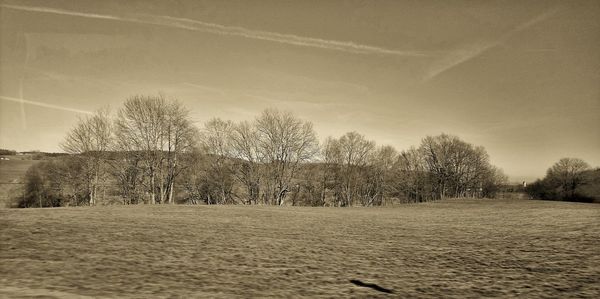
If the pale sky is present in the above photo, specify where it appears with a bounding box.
[1,0,599,182]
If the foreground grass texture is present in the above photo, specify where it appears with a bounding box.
[1,199,599,298]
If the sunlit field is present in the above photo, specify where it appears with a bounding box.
[1,198,599,298]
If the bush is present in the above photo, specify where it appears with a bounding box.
[15,158,94,208]
[17,164,61,208]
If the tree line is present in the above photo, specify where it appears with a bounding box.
[13,95,509,208]
[0,149,17,155]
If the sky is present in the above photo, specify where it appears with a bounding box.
[1,0,599,182]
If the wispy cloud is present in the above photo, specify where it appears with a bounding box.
[181,82,227,96]
[423,7,561,82]
[2,4,425,57]
[18,73,27,129]
[244,93,351,111]
[0,95,93,115]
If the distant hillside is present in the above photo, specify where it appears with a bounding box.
[0,155,44,207]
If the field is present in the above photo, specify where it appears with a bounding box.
[1,199,599,298]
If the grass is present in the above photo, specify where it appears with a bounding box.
[1,198,599,298]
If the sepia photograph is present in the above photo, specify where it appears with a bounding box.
[0,0,599,297]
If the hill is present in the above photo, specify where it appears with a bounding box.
[0,155,43,207]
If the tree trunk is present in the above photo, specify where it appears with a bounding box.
[277,187,287,205]
[159,181,164,204]
[89,182,94,206]
[150,170,156,204]
[168,181,174,204]
[93,165,99,205]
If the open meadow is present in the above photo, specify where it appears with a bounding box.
[1,198,599,298]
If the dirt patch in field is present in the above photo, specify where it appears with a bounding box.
[1,199,599,298]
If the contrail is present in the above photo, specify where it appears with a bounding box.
[0,96,93,115]
[157,15,425,56]
[18,32,30,130]
[1,4,425,57]
[1,4,125,21]
[423,7,561,82]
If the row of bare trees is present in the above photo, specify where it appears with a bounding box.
[183,109,319,205]
[16,95,508,207]
[60,95,198,206]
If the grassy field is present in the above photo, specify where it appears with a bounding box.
[1,199,599,298]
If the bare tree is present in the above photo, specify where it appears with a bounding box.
[366,145,398,206]
[255,109,319,205]
[200,118,236,204]
[326,132,375,206]
[109,153,145,204]
[61,108,112,205]
[546,158,590,198]
[481,166,509,198]
[419,134,455,199]
[163,101,198,204]
[114,95,196,204]
[317,137,341,206]
[398,146,430,202]
[115,95,166,204]
[230,120,262,204]
[180,148,217,205]
[419,134,500,199]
